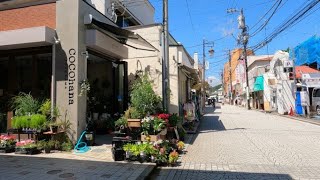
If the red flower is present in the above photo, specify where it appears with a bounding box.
[158,113,170,120]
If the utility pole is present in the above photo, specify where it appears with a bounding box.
[227,8,250,109]
[239,9,251,110]
[228,50,233,105]
[202,39,206,111]
[201,39,214,111]
[162,0,170,111]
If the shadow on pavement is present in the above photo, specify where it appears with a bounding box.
[148,167,293,179]
[0,154,153,180]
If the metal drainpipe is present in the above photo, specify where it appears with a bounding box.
[51,42,56,120]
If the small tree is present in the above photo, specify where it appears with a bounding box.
[130,75,161,117]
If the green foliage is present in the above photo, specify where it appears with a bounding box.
[39,99,51,116]
[168,113,181,127]
[153,117,166,132]
[37,140,55,150]
[30,114,47,129]
[130,75,161,117]
[11,92,40,116]
[114,116,127,127]
[61,141,73,152]
[123,143,133,152]
[12,116,30,129]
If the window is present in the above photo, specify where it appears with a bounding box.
[314,89,320,97]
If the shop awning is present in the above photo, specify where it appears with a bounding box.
[254,76,264,91]
[84,14,138,43]
[180,65,200,82]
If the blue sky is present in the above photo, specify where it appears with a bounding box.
[149,0,320,86]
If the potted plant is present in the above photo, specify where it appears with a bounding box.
[0,135,16,153]
[153,117,166,135]
[30,114,47,132]
[123,143,133,160]
[176,141,185,153]
[11,115,30,131]
[168,150,179,166]
[15,139,38,155]
[37,140,55,153]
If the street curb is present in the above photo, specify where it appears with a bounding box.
[138,163,157,180]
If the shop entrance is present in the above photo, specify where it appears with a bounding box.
[86,51,128,134]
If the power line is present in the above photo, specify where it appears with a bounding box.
[251,0,320,52]
[185,0,197,37]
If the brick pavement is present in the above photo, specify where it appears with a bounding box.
[151,104,320,180]
[0,145,155,180]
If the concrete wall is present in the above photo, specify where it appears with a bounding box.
[248,61,270,92]
[85,0,154,25]
[55,0,89,141]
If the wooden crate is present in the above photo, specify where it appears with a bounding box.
[127,119,141,128]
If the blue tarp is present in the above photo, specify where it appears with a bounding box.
[293,36,320,68]
[253,76,264,92]
[295,91,303,115]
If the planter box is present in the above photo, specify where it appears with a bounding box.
[0,146,15,153]
[141,134,160,142]
[15,147,39,155]
[127,119,141,128]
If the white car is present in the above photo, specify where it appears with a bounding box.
[312,88,320,115]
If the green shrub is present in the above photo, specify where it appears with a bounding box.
[130,75,161,117]
[61,141,73,152]
[30,114,47,129]
[115,116,127,127]
[11,92,40,116]
[12,116,30,129]
[39,99,51,116]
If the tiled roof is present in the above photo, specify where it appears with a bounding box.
[296,66,320,79]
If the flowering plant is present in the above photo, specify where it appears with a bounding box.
[168,150,179,164]
[0,135,16,147]
[177,141,185,150]
[141,116,153,135]
[158,113,170,127]
[16,139,36,148]
[79,79,90,96]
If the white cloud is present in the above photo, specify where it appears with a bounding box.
[207,76,221,87]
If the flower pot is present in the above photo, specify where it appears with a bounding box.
[125,151,132,160]
[0,146,15,153]
[127,119,141,128]
[44,147,51,153]
[15,147,38,155]
[160,128,167,135]
[93,113,99,121]
[150,155,156,163]
[139,151,147,163]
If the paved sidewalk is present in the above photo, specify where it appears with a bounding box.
[0,145,155,180]
[150,104,320,180]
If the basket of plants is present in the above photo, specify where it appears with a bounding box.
[15,139,39,155]
[122,139,185,166]
[0,135,16,153]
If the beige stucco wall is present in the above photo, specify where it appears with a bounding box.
[169,46,179,114]
[124,25,163,99]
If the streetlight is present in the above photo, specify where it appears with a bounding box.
[202,39,214,111]
[227,8,251,110]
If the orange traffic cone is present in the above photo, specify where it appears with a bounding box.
[289,106,294,116]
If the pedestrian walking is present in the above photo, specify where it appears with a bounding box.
[212,98,216,109]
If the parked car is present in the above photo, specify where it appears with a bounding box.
[312,87,320,115]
